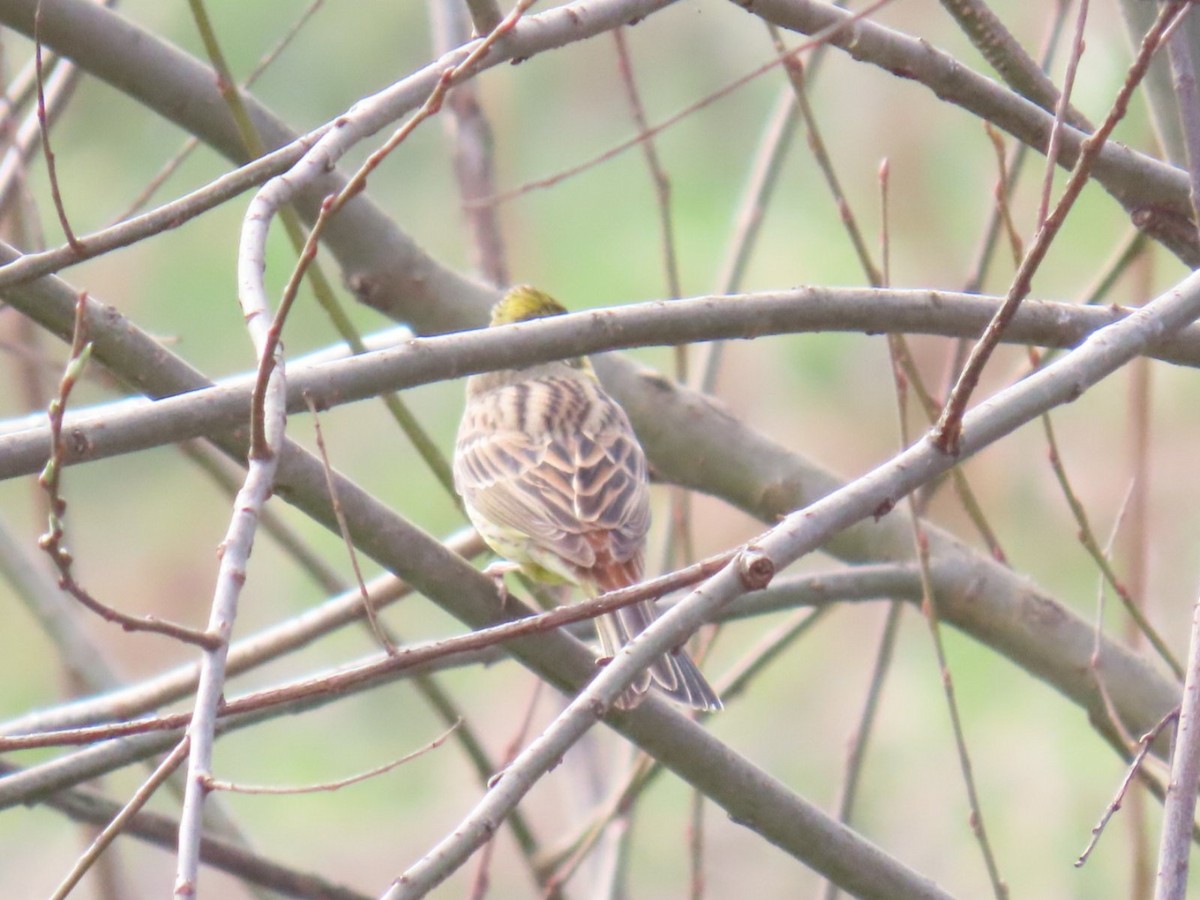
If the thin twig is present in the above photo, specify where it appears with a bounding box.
[247,0,538,461]
[467,682,543,900]
[1036,0,1089,229]
[884,159,1007,898]
[912,523,1008,897]
[1153,587,1200,898]
[1078,709,1178,867]
[205,721,457,795]
[784,44,881,286]
[114,0,325,221]
[430,0,508,286]
[1120,250,1157,895]
[32,0,80,250]
[821,602,902,900]
[303,391,396,653]
[0,37,82,221]
[471,0,894,209]
[983,122,1024,269]
[688,779,705,900]
[938,0,1091,132]
[691,85,796,394]
[939,1,1074,413]
[35,295,218,648]
[9,756,369,899]
[718,607,832,704]
[1042,412,1182,679]
[1166,3,1200,245]
[50,737,191,900]
[1088,479,1145,754]
[613,26,684,371]
[1077,229,1149,309]
[611,22,697,588]
[934,0,1192,452]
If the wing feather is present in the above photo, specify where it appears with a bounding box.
[454,372,649,584]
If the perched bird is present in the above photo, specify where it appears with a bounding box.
[453,286,721,711]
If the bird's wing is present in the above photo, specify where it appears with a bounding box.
[568,421,649,565]
[454,376,650,575]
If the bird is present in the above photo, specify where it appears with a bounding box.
[453,285,721,712]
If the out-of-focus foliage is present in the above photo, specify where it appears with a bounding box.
[0,2,1196,898]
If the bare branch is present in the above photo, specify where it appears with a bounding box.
[0,757,370,899]
[1154,594,1200,898]
[738,0,1200,265]
[10,287,1200,482]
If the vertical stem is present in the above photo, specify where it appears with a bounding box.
[1122,249,1155,899]
[1153,597,1200,900]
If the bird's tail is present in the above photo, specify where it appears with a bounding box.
[595,601,722,712]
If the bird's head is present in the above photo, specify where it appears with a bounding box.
[489,285,568,326]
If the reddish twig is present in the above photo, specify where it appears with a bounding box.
[469,0,895,209]
[881,160,1007,899]
[36,294,218,649]
[468,681,543,900]
[0,548,738,752]
[983,122,1024,268]
[1043,412,1182,678]
[432,0,509,287]
[933,0,1191,453]
[33,0,81,252]
[49,737,191,900]
[248,0,537,457]
[1076,708,1179,867]
[1036,0,1089,229]
[303,391,396,654]
[203,721,457,795]
[612,27,680,303]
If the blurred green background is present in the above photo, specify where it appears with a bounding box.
[0,1,1196,897]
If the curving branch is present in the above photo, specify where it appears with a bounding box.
[386,253,1200,898]
[731,0,1200,265]
[0,238,954,897]
[0,256,1187,893]
[0,0,681,330]
[0,562,907,744]
[0,0,1194,894]
[7,288,1200,481]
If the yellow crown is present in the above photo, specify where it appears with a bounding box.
[489,285,568,326]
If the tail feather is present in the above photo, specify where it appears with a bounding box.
[595,601,722,712]
[662,644,722,712]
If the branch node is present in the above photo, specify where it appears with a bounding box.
[736,546,775,591]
